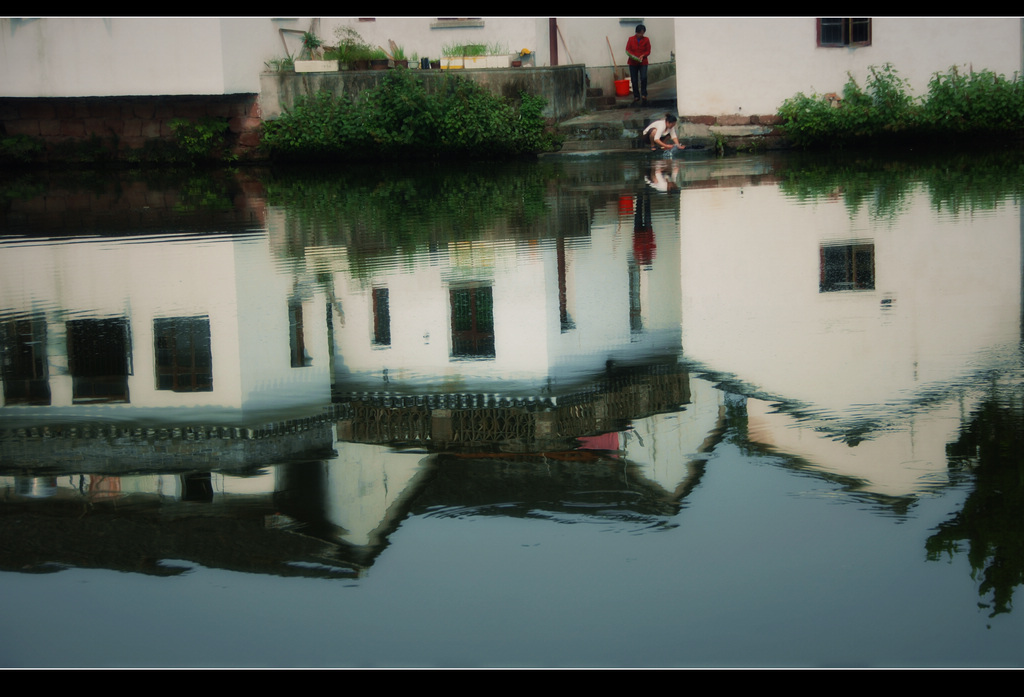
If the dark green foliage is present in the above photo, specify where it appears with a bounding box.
[0,134,45,164]
[169,117,233,162]
[778,63,1024,148]
[926,387,1024,618]
[260,71,561,161]
[776,149,1024,219]
[260,159,556,276]
[919,66,1024,135]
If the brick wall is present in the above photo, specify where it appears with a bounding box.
[0,94,263,163]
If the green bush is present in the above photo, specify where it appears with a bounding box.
[260,70,560,161]
[169,117,232,162]
[778,63,1024,148]
[0,134,45,164]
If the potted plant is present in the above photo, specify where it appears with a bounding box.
[333,25,373,71]
[264,56,295,73]
[440,41,511,70]
[389,42,409,69]
[441,42,464,69]
[369,47,389,70]
[295,30,339,72]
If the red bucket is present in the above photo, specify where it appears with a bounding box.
[614,78,631,97]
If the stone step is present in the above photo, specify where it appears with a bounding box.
[557,138,638,152]
[585,95,617,110]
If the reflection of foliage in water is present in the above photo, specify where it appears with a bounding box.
[262,161,554,274]
[172,171,237,213]
[0,168,258,237]
[777,150,1024,220]
[926,383,1024,618]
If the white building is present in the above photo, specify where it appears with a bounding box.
[675,17,1024,118]
[0,232,331,424]
[2,17,1019,120]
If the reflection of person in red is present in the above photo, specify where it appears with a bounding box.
[632,192,656,267]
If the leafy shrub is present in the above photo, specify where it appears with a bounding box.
[169,117,232,162]
[0,134,45,164]
[330,26,374,63]
[260,71,559,161]
[778,63,1024,148]
[919,66,1024,135]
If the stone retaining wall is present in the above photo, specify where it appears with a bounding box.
[0,94,264,163]
[259,64,587,122]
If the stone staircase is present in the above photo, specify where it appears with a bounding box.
[553,76,784,154]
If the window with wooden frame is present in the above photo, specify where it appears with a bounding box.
[66,317,132,403]
[1,314,51,405]
[154,316,213,392]
[450,285,495,359]
[820,243,875,292]
[289,297,312,368]
[372,287,391,347]
[817,18,871,47]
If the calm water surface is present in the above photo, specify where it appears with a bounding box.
[1,152,1022,667]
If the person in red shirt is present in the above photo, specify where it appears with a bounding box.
[625,24,651,106]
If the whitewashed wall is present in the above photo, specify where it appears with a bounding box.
[674,17,1024,116]
[0,17,289,97]
[321,17,675,69]
[0,17,674,98]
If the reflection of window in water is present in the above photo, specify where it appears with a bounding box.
[154,316,212,392]
[820,243,875,292]
[557,238,575,333]
[629,260,643,333]
[66,317,131,403]
[289,298,311,368]
[1,315,51,405]
[180,472,213,502]
[450,286,495,358]
[372,287,391,346]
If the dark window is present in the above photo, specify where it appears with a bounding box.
[1,315,51,405]
[154,316,212,392]
[818,18,871,47]
[629,260,643,333]
[372,288,391,346]
[820,243,875,292]
[66,317,131,403]
[557,238,574,333]
[450,286,495,358]
[180,472,214,502]
[289,298,311,368]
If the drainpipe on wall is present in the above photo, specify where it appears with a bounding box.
[549,18,558,66]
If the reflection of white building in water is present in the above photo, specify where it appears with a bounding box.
[311,207,682,397]
[678,181,1022,496]
[0,232,330,424]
